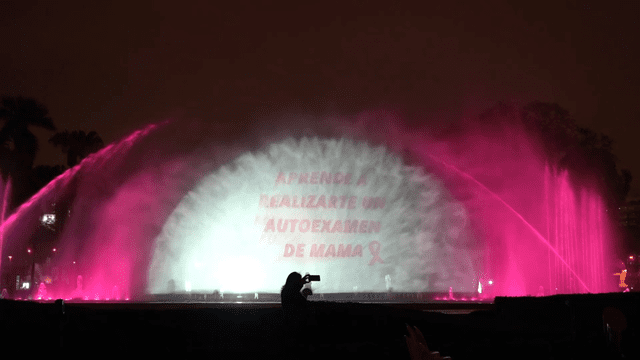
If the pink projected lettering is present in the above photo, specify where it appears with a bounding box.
[275,172,356,185]
[261,172,386,264]
[263,218,381,233]
[0,113,618,299]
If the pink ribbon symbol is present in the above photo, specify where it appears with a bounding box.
[368,241,384,265]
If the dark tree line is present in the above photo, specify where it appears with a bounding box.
[0,96,632,216]
[479,101,632,211]
[0,96,104,211]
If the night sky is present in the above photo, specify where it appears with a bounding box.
[1,1,638,195]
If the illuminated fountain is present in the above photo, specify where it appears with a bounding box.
[0,112,619,301]
[416,120,617,296]
[147,137,476,294]
[36,282,47,300]
[0,122,167,301]
[0,177,10,297]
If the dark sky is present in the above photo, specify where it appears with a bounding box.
[1,0,638,196]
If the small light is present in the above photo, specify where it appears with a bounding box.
[27,249,32,254]
[488,280,493,285]
[52,248,57,252]
[7,256,11,260]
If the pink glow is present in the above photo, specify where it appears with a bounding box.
[36,283,47,300]
[429,158,593,293]
[0,112,619,301]
[0,178,10,277]
[0,121,167,301]
[415,118,617,297]
[0,121,167,237]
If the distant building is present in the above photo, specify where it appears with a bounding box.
[620,196,640,254]
[620,196,640,228]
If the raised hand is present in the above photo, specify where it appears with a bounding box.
[405,324,451,360]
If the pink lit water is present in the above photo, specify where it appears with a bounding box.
[416,121,615,297]
[0,122,164,301]
[0,115,618,301]
[428,156,602,295]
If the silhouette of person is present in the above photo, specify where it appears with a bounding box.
[280,272,313,348]
[281,272,312,322]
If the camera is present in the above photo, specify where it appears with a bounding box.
[308,275,321,282]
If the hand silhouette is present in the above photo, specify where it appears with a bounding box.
[405,324,451,360]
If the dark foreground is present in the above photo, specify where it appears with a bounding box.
[1,292,638,359]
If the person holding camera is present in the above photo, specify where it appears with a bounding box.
[280,272,320,351]
[281,272,314,317]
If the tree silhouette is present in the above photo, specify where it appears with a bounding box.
[479,101,632,209]
[521,101,632,208]
[0,96,57,207]
[28,164,66,196]
[49,130,104,168]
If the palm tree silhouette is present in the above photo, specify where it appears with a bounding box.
[49,130,104,168]
[0,96,57,207]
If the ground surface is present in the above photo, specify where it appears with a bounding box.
[1,293,638,359]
